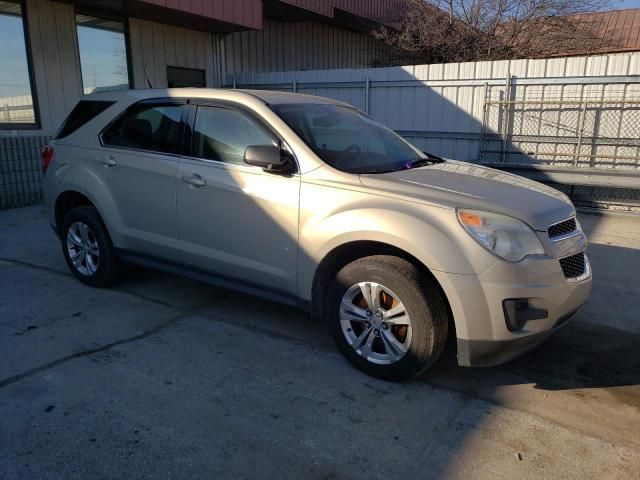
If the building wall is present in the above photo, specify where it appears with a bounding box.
[128,18,219,89]
[128,17,389,89]
[220,18,389,76]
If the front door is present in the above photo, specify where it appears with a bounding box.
[176,103,300,297]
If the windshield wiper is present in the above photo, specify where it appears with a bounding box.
[355,152,445,174]
[356,168,397,174]
[405,153,444,170]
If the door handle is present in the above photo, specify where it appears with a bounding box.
[181,174,206,187]
[99,155,117,167]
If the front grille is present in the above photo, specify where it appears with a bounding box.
[548,218,577,239]
[559,252,586,279]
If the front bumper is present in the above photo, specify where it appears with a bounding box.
[435,251,592,367]
[457,308,579,367]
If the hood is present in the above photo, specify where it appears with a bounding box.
[359,160,574,231]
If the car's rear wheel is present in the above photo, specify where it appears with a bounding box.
[61,206,122,287]
[327,255,448,381]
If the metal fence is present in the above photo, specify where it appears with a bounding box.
[1,94,37,125]
[0,136,49,209]
[480,85,640,169]
[0,104,36,124]
[228,52,640,209]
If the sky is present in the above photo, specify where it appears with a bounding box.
[0,14,33,99]
[613,0,640,8]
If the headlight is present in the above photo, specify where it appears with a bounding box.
[457,209,545,262]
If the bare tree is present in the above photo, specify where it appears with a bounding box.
[374,0,615,64]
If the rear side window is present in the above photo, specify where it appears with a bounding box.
[102,102,185,154]
[55,100,115,139]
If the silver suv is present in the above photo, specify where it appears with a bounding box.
[42,89,592,381]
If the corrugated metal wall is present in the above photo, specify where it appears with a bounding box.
[128,18,219,89]
[220,18,389,76]
[228,52,640,164]
[0,136,49,208]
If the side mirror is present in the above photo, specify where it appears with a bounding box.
[244,145,293,173]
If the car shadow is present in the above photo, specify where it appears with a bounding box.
[118,240,640,394]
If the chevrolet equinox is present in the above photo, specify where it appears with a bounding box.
[42,89,592,381]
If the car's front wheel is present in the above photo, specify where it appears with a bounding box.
[327,255,448,381]
[61,206,122,287]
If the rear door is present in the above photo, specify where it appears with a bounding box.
[176,101,301,297]
[95,98,187,261]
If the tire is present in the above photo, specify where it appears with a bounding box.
[61,206,122,287]
[327,255,448,381]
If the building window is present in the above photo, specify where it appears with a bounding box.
[0,1,38,127]
[167,67,206,88]
[76,15,129,94]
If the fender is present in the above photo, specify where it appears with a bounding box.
[297,204,497,344]
[297,205,497,302]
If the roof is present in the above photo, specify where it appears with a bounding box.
[496,7,640,59]
[273,0,407,26]
[574,8,640,53]
[241,90,349,105]
[59,0,409,33]
[84,88,347,106]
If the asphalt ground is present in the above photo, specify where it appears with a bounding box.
[1,205,639,479]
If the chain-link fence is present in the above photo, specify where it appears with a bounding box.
[480,90,640,170]
[479,86,640,209]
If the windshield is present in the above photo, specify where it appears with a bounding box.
[270,103,433,174]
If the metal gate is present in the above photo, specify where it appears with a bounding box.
[477,79,640,210]
[479,91,640,170]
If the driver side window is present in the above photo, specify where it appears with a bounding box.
[192,106,276,165]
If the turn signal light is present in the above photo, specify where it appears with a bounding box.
[458,210,482,227]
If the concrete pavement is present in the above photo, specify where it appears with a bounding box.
[1,206,639,479]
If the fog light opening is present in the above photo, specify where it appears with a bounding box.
[502,299,548,332]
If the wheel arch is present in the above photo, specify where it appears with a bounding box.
[54,189,116,244]
[54,190,94,235]
[310,240,455,338]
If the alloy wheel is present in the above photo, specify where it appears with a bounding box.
[339,282,413,365]
[66,221,100,276]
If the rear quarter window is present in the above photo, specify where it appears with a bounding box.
[55,100,115,139]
